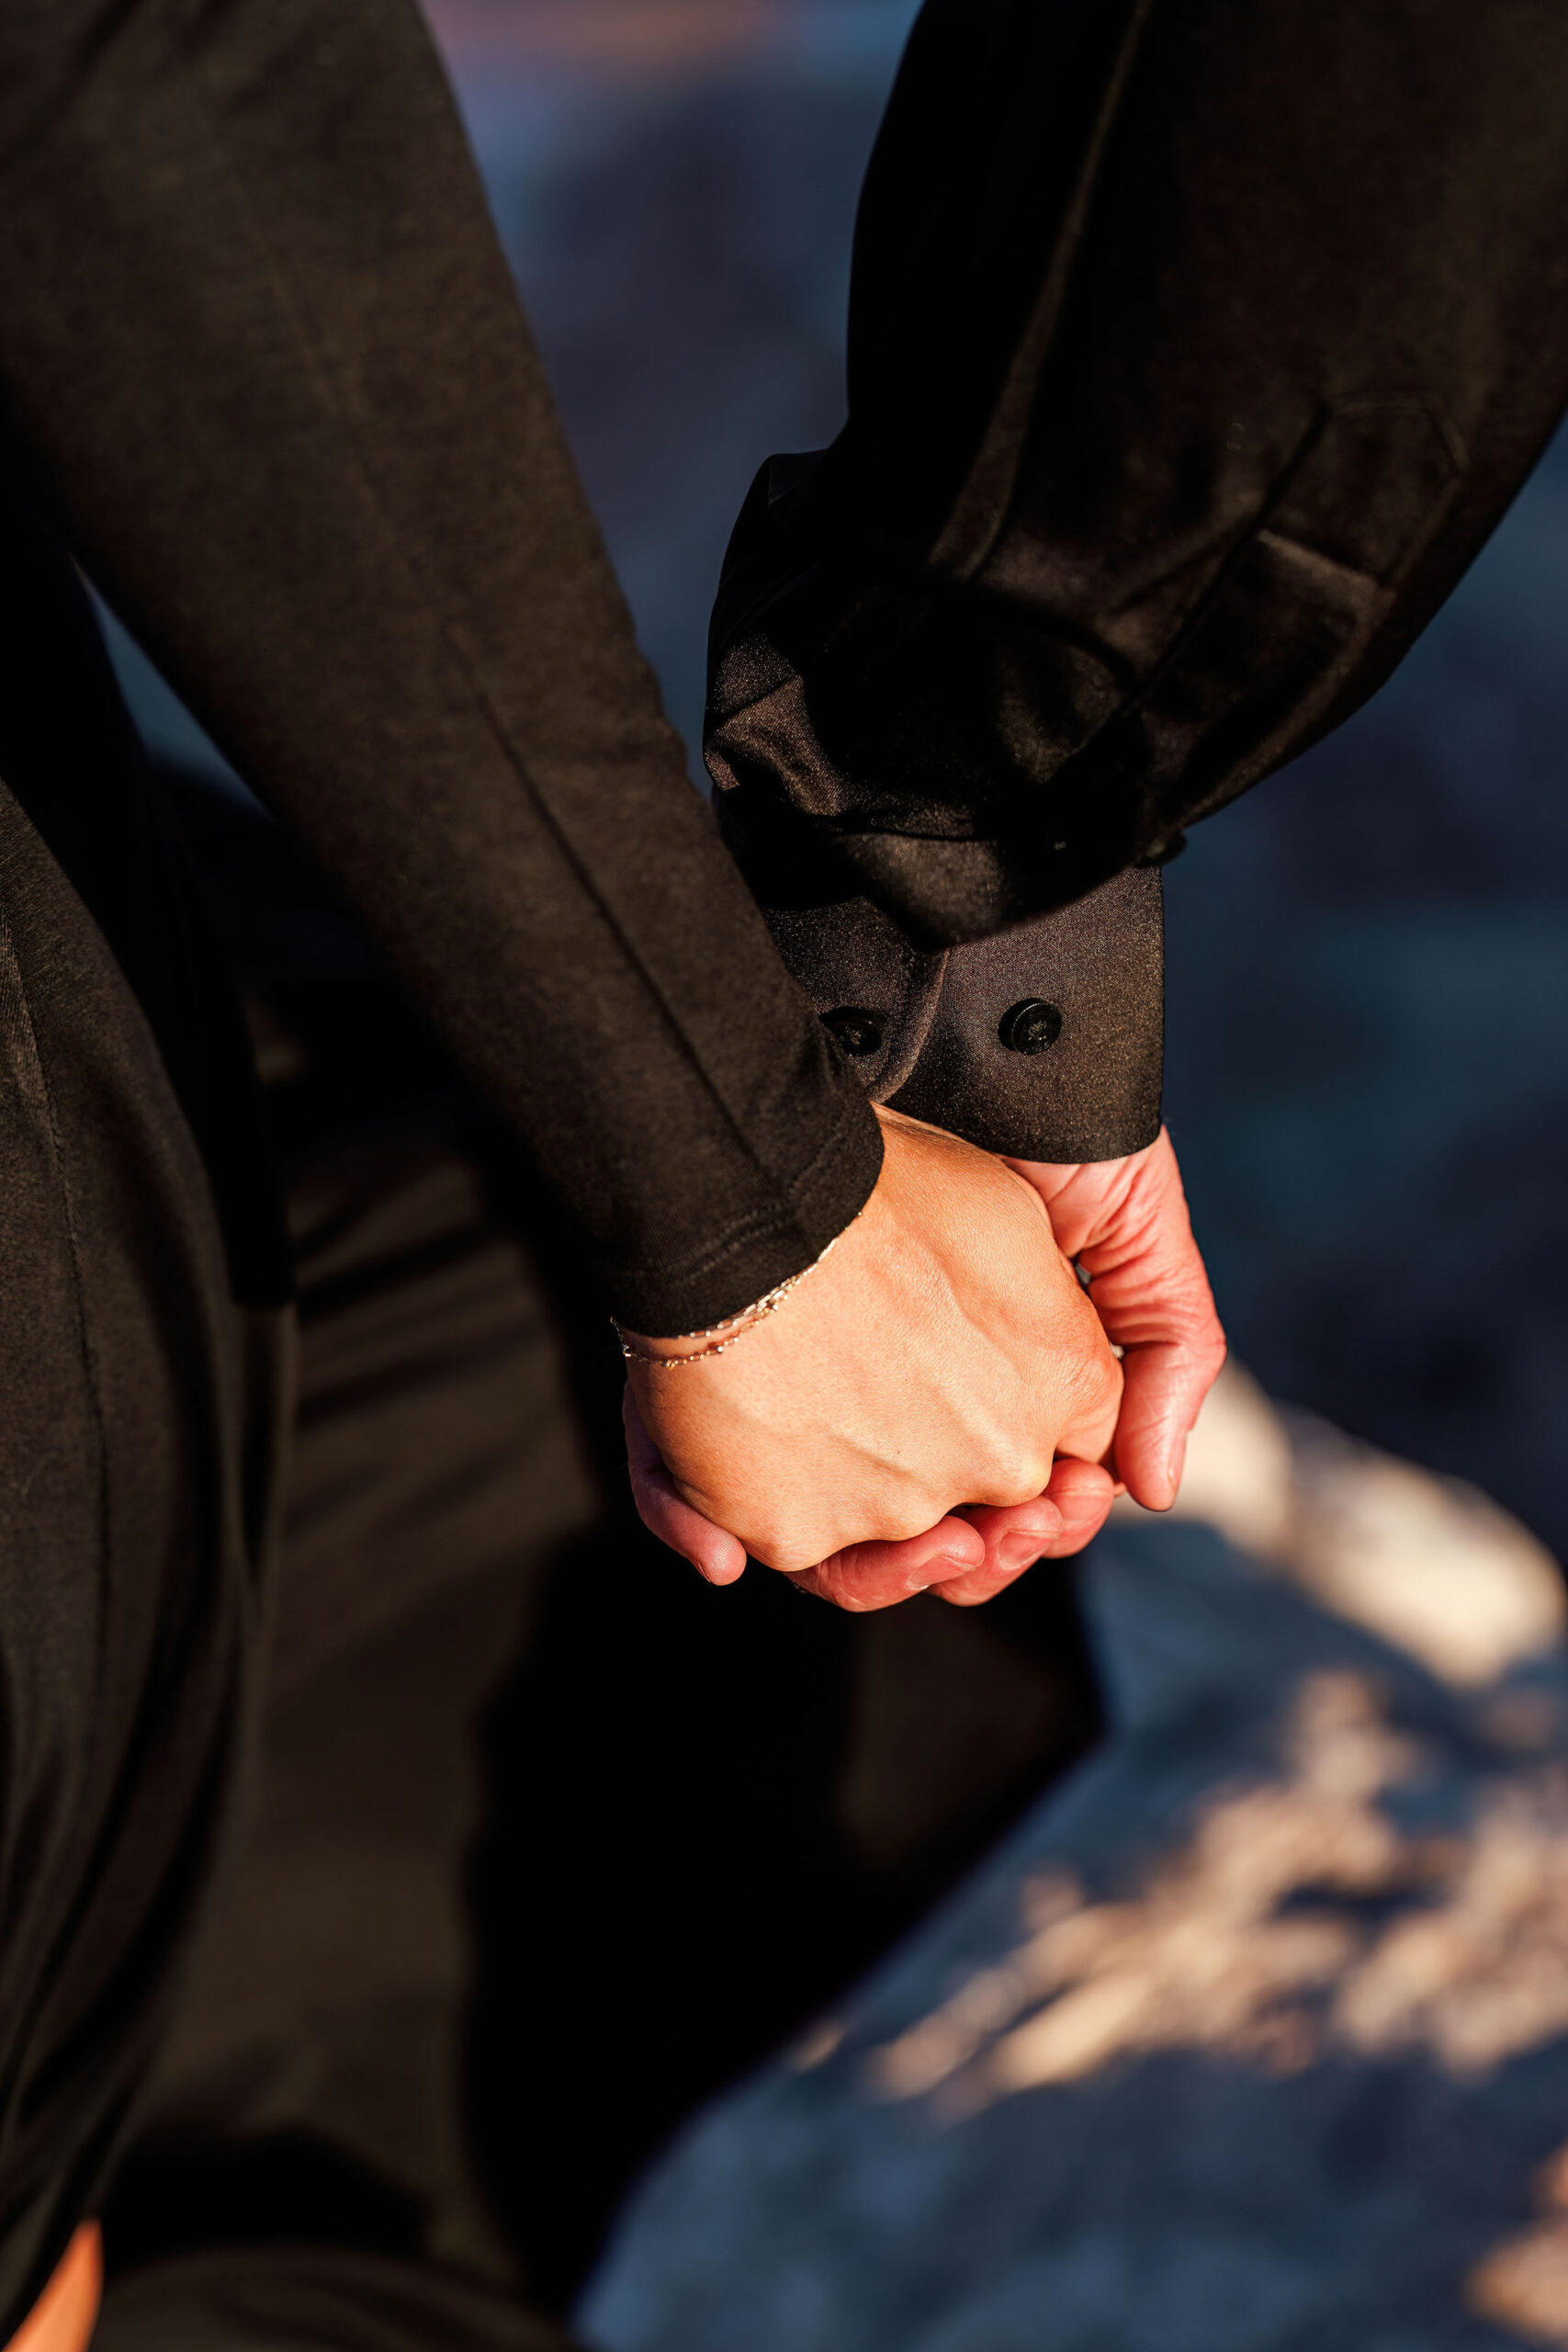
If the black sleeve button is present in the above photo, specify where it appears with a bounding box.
[822,1007,884,1057]
[999,999,1064,1055]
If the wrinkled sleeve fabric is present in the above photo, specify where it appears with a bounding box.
[706,0,1568,1161]
[0,0,884,1334]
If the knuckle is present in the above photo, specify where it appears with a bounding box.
[1065,1350,1120,1426]
[770,1545,828,1578]
[978,1446,1050,1510]
[875,1506,950,1546]
[744,1524,816,1577]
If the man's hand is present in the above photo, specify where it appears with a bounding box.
[1009,1126,1226,1512]
[922,1127,1225,1606]
[622,1106,1122,1604]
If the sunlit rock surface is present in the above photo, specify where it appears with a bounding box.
[1128,1364,1565,1690]
[581,1377,1568,2352]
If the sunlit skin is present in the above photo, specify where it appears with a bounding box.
[625,1106,1123,1594]
[4,2227,101,2352]
[626,1125,1225,1611]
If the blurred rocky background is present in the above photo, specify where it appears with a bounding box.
[581,1372,1568,2351]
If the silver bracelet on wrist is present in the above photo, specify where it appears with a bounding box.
[613,1217,856,1368]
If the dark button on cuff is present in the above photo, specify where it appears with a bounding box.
[822,1006,884,1057]
[999,999,1064,1056]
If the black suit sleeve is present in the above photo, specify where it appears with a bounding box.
[0,0,883,1334]
[706,0,1568,1160]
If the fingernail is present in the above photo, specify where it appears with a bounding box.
[998,1531,1046,1572]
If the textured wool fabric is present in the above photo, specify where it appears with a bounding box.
[707,0,1568,1142]
[0,0,883,1337]
[0,772,289,2345]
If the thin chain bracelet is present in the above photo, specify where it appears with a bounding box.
[613,1216,856,1368]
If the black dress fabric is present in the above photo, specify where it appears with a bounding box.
[0,447,289,1306]
[95,796,1106,2337]
[707,0,1568,1153]
[0,769,288,2343]
[94,2248,570,2352]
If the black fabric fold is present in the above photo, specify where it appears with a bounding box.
[706,0,1568,1148]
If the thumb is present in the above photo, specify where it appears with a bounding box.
[1112,1333,1221,1510]
[622,1386,749,1584]
[1013,1131,1226,1511]
[1055,1280,1125,1470]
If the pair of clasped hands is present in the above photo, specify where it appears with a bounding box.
[624,1106,1227,1612]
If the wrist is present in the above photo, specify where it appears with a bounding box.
[615,1216,862,1365]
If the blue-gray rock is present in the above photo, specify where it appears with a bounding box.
[581,1520,1568,2352]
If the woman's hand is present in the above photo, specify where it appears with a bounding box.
[623,1106,1122,1600]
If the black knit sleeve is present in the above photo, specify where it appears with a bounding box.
[0,0,883,1331]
